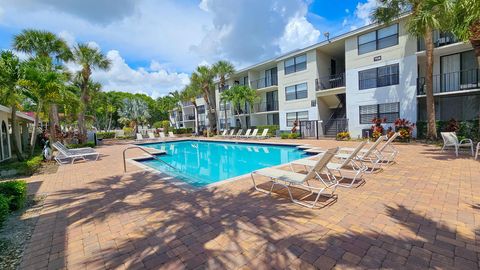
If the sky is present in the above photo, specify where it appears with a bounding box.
[0,0,378,98]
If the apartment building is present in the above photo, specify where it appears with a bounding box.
[170,15,479,138]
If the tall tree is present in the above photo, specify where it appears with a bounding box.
[181,84,202,135]
[71,43,111,143]
[19,56,72,155]
[118,98,151,134]
[13,29,72,141]
[191,66,217,133]
[0,51,24,161]
[372,0,452,140]
[451,0,480,66]
[220,85,257,129]
[212,60,235,130]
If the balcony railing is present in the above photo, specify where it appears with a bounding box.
[316,73,345,90]
[233,104,251,115]
[253,102,279,113]
[417,69,479,95]
[184,114,195,121]
[250,76,278,90]
[219,103,231,111]
[182,101,194,107]
[417,32,459,51]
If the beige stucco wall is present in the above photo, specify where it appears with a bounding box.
[345,19,417,70]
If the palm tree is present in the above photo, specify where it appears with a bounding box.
[18,56,70,155]
[71,43,111,143]
[213,60,235,130]
[118,98,151,134]
[220,85,258,129]
[191,66,217,133]
[450,0,480,66]
[13,29,72,141]
[0,51,24,161]
[181,84,202,135]
[372,0,452,140]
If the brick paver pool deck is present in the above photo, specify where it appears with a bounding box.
[19,138,480,269]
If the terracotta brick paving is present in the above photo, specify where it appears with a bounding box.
[18,138,480,269]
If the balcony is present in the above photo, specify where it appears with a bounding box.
[316,73,345,91]
[183,114,195,121]
[250,76,278,90]
[253,102,279,113]
[218,85,230,93]
[182,101,194,107]
[417,32,459,51]
[417,69,479,95]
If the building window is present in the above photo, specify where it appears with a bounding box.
[285,83,308,101]
[359,102,400,124]
[359,63,399,90]
[197,105,205,114]
[286,111,309,127]
[267,113,279,125]
[284,54,307,74]
[358,24,398,55]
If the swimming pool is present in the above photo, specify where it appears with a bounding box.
[136,140,307,187]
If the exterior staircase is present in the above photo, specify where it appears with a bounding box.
[323,94,348,137]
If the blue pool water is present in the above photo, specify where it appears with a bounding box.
[138,140,307,187]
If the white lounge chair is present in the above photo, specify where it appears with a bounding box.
[232,129,243,138]
[219,130,228,137]
[159,132,166,139]
[251,148,339,208]
[52,142,99,164]
[136,133,144,141]
[240,129,251,138]
[147,132,156,140]
[343,132,400,165]
[168,131,177,138]
[441,132,474,157]
[256,129,269,139]
[225,129,235,138]
[245,129,258,139]
[290,141,367,188]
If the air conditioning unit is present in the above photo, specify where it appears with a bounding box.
[311,100,317,107]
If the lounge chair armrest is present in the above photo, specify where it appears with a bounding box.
[459,139,473,145]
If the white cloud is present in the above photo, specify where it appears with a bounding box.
[192,0,319,64]
[92,50,189,98]
[342,18,348,27]
[345,8,350,13]
[278,15,320,53]
[354,0,377,26]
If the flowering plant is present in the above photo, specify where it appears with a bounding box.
[336,131,350,141]
[394,118,415,141]
[371,117,386,140]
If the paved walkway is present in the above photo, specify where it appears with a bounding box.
[19,139,480,269]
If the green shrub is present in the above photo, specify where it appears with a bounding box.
[153,121,163,129]
[417,119,479,141]
[123,127,134,136]
[280,133,289,139]
[0,194,9,226]
[0,154,43,177]
[67,142,96,149]
[0,180,27,211]
[253,125,279,137]
[173,128,193,134]
[288,133,300,139]
[25,156,43,175]
[96,131,115,139]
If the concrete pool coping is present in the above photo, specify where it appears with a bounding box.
[128,138,315,192]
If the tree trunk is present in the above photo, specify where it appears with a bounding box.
[224,101,228,130]
[107,113,113,131]
[29,106,40,156]
[10,106,24,161]
[78,84,88,143]
[424,30,437,140]
[49,104,60,142]
[194,106,199,135]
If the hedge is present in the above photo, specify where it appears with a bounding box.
[417,120,480,140]
[0,180,27,211]
[253,125,279,137]
[96,131,115,139]
[173,128,193,134]
[0,194,8,227]
[67,142,96,149]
